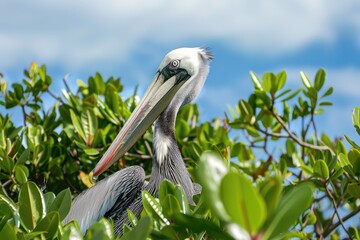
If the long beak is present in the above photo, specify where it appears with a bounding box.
[92,72,186,177]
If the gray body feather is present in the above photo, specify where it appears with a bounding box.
[63,166,144,233]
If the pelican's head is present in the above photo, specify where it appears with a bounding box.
[92,47,213,177]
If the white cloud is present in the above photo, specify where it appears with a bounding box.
[0,0,359,70]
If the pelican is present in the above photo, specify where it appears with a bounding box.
[63,47,212,235]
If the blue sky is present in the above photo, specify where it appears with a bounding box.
[1,0,360,141]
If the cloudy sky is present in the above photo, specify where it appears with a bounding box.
[1,0,360,140]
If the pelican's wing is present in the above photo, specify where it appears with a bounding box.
[63,166,145,234]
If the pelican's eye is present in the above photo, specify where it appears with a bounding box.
[169,59,180,69]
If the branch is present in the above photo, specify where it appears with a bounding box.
[47,88,64,104]
[125,152,152,160]
[21,104,27,126]
[323,183,351,238]
[272,113,335,156]
[254,125,288,138]
[62,74,71,92]
[323,204,360,237]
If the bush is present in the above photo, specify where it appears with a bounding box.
[0,64,359,239]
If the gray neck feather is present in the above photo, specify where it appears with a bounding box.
[146,109,196,204]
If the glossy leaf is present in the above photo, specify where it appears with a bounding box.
[250,71,263,90]
[258,175,283,216]
[81,108,98,146]
[127,210,138,226]
[14,164,28,184]
[0,195,20,228]
[18,181,46,230]
[313,160,329,179]
[61,223,83,240]
[33,211,60,239]
[162,195,181,219]
[220,172,266,234]
[85,218,113,240]
[347,182,360,198]
[121,216,151,240]
[300,71,312,88]
[352,107,360,135]
[158,180,189,214]
[0,222,16,240]
[172,213,233,239]
[142,191,169,225]
[70,110,86,141]
[48,188,72,220]
[262,182,314,239]
[196,152,230,221]
[44,192,56,213]
[314,68,326,91]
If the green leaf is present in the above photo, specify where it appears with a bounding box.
[142,191,169,225]
[345,135,360,151]
[258,175,283,216]
[0,194,20,228]
[105,84,121,115]
[314,68,326,91]
[70,110,86,141]
[280,89,301,102]
[348,148,360,176]
[352,107,360,135]
[0,78,7,96]
[85,218,113,240]
[338,153,354,175]
[81,109,98,146]
[16,149,30,165]
[162,195,181,219]
[0,222,17,240]
[175,118,190,139]
[319,101,332,106]
[127,210,138,227]
[48,188,72,220]
[61,223,83,240]
[14,164,28,184]
[220,172,266,234]
[172,213,234,239]
[321,87,333,98]
[18,181,46,230]
[196,152,230,222]
[121,216,151,240]
[44,192,56,213]
[262,72,274,93]
[33,211,60,239]
[262,182,314,239]
[276,71,287,91]
[313,160,329,179]
[250,71,263,90]
[300,71,312,88]
[158,180,189,214]
[346,182,360,198]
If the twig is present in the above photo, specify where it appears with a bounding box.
[272,112,335,156]
[0,180,11,196]
[323,204,360,238]
[324,183,351,238]
[47,88,64,104]
[254,125,288,138]
[63,74,71,92]
[144,140,153,158]
[125,152,152,160]
[21,104,27,126]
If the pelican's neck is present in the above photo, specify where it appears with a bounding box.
[153,112,176,166]
[146,109,196,204]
